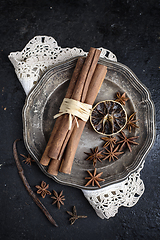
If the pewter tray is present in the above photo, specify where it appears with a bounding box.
[23,57,155,190]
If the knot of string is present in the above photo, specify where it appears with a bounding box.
[54,98,92,130]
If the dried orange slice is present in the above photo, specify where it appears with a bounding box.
[90,100,127,136]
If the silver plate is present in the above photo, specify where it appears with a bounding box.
[23,57,155,190]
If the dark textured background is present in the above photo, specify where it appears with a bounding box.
[0,0,160,239]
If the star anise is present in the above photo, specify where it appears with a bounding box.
[125,112,139,133]
[84,146,105,167]
[101,136,117,148]
[67,206,87,225]
[35,181,51,198]
[51,190,65,209]
[103,145,124,162]
[117,131,139,152]
[85,168,105,188]
[20,154,35,165]
[115,92,129,105]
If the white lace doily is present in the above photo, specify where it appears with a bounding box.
[82,162,145,219]
[8,36,145,219]
[8,36,117,95]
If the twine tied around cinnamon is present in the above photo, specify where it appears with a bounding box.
[54,98,92,130]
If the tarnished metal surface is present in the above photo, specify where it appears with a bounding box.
[22,57,155,190]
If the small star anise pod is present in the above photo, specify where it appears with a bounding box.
[51,190,65,209]
[101,136,117,148]
[67,206,87,225]
[117,131,139,152]
[115,92,129,105]
[85,168,105,188]
[103,145,124,162]
[35,181,51,198]
[125,112,139,133]
[20,154,35,165]
[84,146,105,167]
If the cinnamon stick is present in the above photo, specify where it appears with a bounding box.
[47,48,101,176]
[48,48,101,160]
[40,57,85,166]
[56,48,101,161]
[47,158,61,176]
[59,64,107,174]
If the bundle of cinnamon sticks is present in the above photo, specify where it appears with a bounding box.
[40,47,107,175]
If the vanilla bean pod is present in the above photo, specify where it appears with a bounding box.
[13,139,58,227]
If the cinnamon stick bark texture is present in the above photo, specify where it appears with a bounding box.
[56,49,101,162]
[40,57,85,166]
[47,48,101,176]
[48,48,101,161]
[47,158,61,176]
[47,111,79,176]
[59,64,107,174]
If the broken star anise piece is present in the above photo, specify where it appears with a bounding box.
[101,136,117,148]
[51,190,65,209]
[67,206,87,225]
[84,146,105,167]
[115,92,129,105]
[125,112,139,133]
[35,181,51,198]
[90,100,127,135]
[103,145,124,162]
[85,168,105,188]
[20,154,35,165]
[117,131,139,152]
